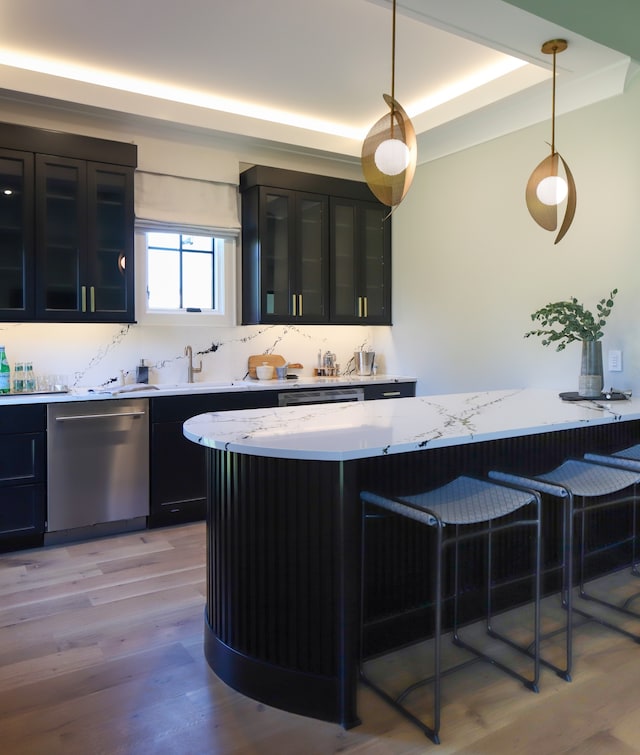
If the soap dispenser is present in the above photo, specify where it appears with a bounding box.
[136,359,149,384]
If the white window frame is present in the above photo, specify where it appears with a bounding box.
[135,221,238,327]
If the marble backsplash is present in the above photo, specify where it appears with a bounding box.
[0,321,394,390]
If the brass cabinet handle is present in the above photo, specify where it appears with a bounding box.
[90,286,96,312]
[382,391,401,397]
[81,285,87,312]
[291,293,303,317]
[363,296,368,318]
[358,296,363,318]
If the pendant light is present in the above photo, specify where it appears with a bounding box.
[526,39,576,244]
[361,0,417,208]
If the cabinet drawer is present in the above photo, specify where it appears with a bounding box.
[0,483,45,540]
[0,403,46,434]
[0,433,44,486]
[363,382,416,401]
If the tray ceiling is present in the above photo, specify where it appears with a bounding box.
[0,0,633,163]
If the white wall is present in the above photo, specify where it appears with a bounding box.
[0,76,639,394]
[381,71,640,396]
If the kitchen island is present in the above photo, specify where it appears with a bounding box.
[184,388,640,728]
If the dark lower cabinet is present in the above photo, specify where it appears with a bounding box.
[0,403,46,551]
[149,382,416,527]
[149,391,279,527]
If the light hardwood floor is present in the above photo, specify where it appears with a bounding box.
[2,522,640,754]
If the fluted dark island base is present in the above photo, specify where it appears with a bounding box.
[203,419,640,726]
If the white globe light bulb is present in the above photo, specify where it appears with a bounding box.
[374,138,410,176]
[536,175,568,206]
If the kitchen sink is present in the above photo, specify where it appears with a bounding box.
[150,381,245,393]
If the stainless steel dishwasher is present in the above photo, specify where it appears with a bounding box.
[46,398,149,540]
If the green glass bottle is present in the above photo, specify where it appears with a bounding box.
[0,347,9,394]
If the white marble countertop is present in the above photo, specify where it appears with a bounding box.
[0,374,415,406]
[183,388,640,462]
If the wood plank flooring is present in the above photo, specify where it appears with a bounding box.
[2,523,640,754]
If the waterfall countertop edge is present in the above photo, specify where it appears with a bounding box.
[183,388,640,462]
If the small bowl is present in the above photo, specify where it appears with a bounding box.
[256,364,274,380]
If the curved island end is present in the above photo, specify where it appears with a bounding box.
[184,388,640,728]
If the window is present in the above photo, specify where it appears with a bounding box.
[147,232,216,310]
[135,223,237,326]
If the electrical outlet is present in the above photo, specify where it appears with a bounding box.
[608,349,622,372]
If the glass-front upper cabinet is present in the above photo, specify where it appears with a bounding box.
[87,163,134,320]
[241,165,391,326]
[255,187,328,324]
[330,198,391,324]
[35,155,85,318]
[0,122,136,323]
[35,155,134,322]
[0,149,34,320]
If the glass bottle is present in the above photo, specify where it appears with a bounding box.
[24,362,36,392]
[12,362,24,393]
[0,347,9,394]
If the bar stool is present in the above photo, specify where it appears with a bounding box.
[490,459,640,682]
[581,444,640,622]
[360,476,542,744]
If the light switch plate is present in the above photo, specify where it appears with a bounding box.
[608,349,622,372]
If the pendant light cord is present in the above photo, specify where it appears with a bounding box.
[391,0,396,103]
[551,45,557,155]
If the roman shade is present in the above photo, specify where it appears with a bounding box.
[134,171,240,231]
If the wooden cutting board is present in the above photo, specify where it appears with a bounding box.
[248,354,303,378]
[248,354,285,378]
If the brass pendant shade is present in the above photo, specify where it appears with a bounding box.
[526,39,576,244]
[361,0,417,208]
[362,94,416,207]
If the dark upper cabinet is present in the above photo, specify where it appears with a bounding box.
[35,156,134,321]
[241,165,391,326]
[330,197,391,324]
[0,149,34,319]
[0,122,136,323]
[243,186,328,324]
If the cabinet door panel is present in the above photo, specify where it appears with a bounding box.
[260,189,294,320]
[35,154,86,318]
[330,198,391,324]
[297,193,328,321]
[361,203,390,323]
[87,163,134,319]
[0,149,34,319]
[330,200,357,320]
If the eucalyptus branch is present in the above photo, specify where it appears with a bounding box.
[524,289,618,351]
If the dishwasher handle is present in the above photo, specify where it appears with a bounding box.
[55,411,146,422]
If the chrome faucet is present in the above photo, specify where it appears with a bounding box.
[185,345,202,383]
